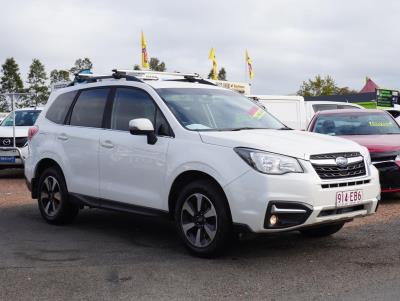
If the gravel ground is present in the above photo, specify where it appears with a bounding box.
[1,169,400,301]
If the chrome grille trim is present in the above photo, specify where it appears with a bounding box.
[311,152,367,180]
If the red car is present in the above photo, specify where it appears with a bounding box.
[308,109,400,193]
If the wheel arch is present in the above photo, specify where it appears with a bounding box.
[32,158,65,198]
[168,170,232,221]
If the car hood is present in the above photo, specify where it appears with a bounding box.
[338,135,400,153]
[0,126,30,138]
[199,129,363,160]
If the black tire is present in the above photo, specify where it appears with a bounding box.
[300,222,344,237]
[174,179,232,258]
[37,166,79,225]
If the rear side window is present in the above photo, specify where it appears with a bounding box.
[46,91,77,124]
[70,88,110,128]
[111,88,156,131]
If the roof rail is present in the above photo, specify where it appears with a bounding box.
[69,71,143,86]
[113,69,200,78]
[66,69,216,88]
[113,69,216,86]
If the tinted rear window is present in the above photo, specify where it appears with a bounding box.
[70,88,110,128]
[46,91,77,124]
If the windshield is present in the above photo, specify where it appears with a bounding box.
[0,110,41,127]
[312,112,400,135]
[157,88,285,131]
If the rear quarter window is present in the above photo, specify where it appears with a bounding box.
[69,88,110,128]
[46,91,77,124]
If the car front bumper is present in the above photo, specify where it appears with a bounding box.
[224,160,380,233]
[375,163,400,193]
[0,146,28,167]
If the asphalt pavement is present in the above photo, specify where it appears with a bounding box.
[1,169,400,301]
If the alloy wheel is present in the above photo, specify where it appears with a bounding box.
[180,193,218,248]
[40,176,62,217]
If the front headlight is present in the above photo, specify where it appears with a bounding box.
[360,147,371,165]
[234,147,303,175]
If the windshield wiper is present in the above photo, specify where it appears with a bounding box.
[230,127,266,131]
[277,127,293,130]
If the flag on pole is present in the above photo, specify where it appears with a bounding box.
[246,50,254,80]
[141,31,149,69]
[209,48,217,80]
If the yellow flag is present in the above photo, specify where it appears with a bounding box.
[209,48,217,80]
[246,50,254,80]
[141,31,149,69]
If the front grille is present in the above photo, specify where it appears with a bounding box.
[311,152,367,180]
[318,205,365,217]
[321,179,370,189]
[310,152,361,160]
[0,137,28,148]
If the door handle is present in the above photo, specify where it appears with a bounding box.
[57,133,69,141]
[100,140,114,149]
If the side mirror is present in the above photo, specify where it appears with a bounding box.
[129,118,158,145]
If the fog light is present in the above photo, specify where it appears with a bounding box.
[269,214,278,226]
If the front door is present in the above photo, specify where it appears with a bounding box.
[99,87,172,210]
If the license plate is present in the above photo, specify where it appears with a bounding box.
[0,149,18,156]
[0,156,16,163]
[336,190,363,207]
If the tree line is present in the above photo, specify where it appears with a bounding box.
[0,56,353,112]
[0,56,170,112]
[0,57,94,111]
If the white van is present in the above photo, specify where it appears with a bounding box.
[247,95,363,130]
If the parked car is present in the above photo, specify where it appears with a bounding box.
[247,95,363,130]
[308,109,400,193]
[0,112,8,123]
[25,71,380,257]
[0,108,42,169]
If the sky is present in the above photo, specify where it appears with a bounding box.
[0,0,399,94]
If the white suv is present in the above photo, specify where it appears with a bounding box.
[24,71,380,257]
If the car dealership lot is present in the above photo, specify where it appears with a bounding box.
[1,169,400,301]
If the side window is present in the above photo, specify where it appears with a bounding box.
[46,91,77,124]
[111,88,156,131]
[70,88,110,128]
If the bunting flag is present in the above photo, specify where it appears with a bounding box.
[209,48,217,80]
[246,50,254,80]
[141,31,149,69]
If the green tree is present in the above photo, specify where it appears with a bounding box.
[297,75,338,97]
[149,57,166,71]
[0,58,24,111]
[50,69,70,84]
[336,86,358,95]
[218,68,227,80]
[69,58,93,74]
[23,59,49,107]
[133,64,141,70]
[208,67,227,80]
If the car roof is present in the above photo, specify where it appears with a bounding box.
[316,109,384,115]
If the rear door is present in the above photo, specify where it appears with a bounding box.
[99,87,172,210]
[59,87,111,198]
